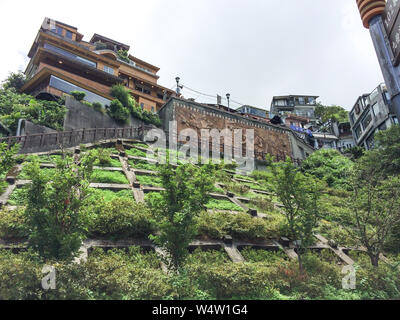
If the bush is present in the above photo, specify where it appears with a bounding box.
[196,211,283,241]
[0,207,29,240]
[92,102,103,112]
[107,99,130,123]
[301,149,353,189]
[70,91,86,101]
[87,198,156,239]
[90,170,129,184]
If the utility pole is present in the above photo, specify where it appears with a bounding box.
[356,0,400,120]
[226,93,230,109]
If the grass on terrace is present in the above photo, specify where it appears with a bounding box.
[90,170,129,184]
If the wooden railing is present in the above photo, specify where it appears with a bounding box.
[0,126,145,153]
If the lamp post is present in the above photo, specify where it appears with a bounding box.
[226,93,231,108]
[175,77,181,95]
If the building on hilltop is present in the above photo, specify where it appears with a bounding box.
[350,83,399,150]
[270,95,319,125]
[21,18,176,112]
[236,105,269,120]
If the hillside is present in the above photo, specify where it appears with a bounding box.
[0,138,400,300]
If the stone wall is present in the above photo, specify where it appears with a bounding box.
[64,96,144,131]
[159,98,314,160]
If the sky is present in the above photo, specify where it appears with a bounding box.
[0,0,384,111]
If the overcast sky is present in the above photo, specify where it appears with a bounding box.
[0,0,384,111]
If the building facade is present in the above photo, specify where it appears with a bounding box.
[270,95,319,124]
[21,18,175,112]
[236,105,269,119]
[350,83,399,150]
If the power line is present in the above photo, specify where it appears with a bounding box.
[181,84,244,106]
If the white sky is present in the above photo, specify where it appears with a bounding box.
[0,0,384,111]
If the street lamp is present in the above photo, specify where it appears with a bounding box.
[226,93,231,108]
[175,77,181,95]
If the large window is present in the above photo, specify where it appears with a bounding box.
[103,66,114,75]
[49,76,110,106]
[44,43,97,68]
[355,125,362,140]
[66,30,73,40]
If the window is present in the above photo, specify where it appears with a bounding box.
[298,97,305,105]
[44,43,97,68]
[362,112,372,129]
[49,76,111,106]
[56,26,63,36]
[103,66,114,75]
[66,30,73,39]
[140,103,144,110]
[355,125,362,139]
[151,106,155,113]
[393,116,399,124]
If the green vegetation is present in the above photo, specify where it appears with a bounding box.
[8,185,29,206]
[301,149,353,189]
[0,88,66,132]
[129,159,157,171]
[0,207,29,240]
[196,211,283,241]
[147,163,215,270]
[70,91,86,101]
[1,71,26,91]
[86,188,134,202]
[126,147,147,158]
[315,103,349,126]
[24,153,95,260]
[205,198,243,212]
[109,85,161,126]
[90,170,129,184]
[136,174,162,187]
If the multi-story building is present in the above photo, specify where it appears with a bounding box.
[270,95,319,124]
[236,105,269,119]
[21,18,175,112]
[349,83,399,150]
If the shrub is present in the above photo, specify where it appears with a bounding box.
[88,198,156,239]
[70,91,86,101]
[107,99,130,123]
[90,170,129,184]
[0,207,29,240]
[92,102,103,112]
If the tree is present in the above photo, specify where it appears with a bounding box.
[107,99,130,123]
[148,163,215,271]
[24,151,95,260]
[301,149,353,189]
[272,159,321,273]
[315,103,349,124]
[372,124,400,176]
[0,142,19,177]
[344,172,400,267]
[1,72,26,91]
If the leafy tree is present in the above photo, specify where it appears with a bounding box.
[1,71,26,91]
[272,159,321,273]
[0,142,19,176]
[148,163,215,271]
[343,172,400,267]
[107,99,130,123]
[301,149,353,189]
[24,151,96,260]
[315,103,349,124]
[344,146,365,161]
[371,124,400,176]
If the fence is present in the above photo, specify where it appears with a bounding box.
[0,126,145,154]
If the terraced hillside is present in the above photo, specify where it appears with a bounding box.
[0,139,399,300]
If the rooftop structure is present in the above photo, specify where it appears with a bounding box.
[270,95,319,124]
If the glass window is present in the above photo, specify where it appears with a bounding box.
[362,112,372,129]
[49,76,111,106]
[66,30,73,39]
[44,43,97,68]
[56,26,63,36]
[140,103,144,110]
[298,97,305,105]
[393,116,399,124]
[103,66,114,75]
[151,106,155,113]
[355,125,362,139]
